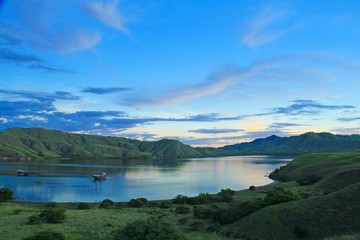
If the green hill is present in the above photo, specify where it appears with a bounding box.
[220,151,360,240]
[0,127,224,159]
[220,132,360,155]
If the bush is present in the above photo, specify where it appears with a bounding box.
[46,202,57,208]
[28,214,41,225]
[172,194,189,204]
[159,201,173,209]
[293,225,308,238]
[100,199,114,208]
[13,209,23,215]
[213,200,263,225]
[77,202,91,210]
[113,216,188,240]
[262,188,302,206]
[249,185,256,190]
[23,231,65,240]
[175,205,191,214]
[189,220,202,231]
[220,192,233,202]
[39,209,67,224]
[219,188,236,196]
[0,188,14,202]
[193,206,214,219]
[127,198,148,208]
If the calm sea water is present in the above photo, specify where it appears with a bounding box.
[0,156,292,202]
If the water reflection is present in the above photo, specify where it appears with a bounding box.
[0,156,292,202]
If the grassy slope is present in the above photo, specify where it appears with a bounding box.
[221,151,360,240]
[223,183,360,240]
[0,127,225,159]
[221,132,360,155]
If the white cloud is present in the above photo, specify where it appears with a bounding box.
[122,53,360,107]
[85,0,130,35]
[30,30,101,54]
[242,6,290,48]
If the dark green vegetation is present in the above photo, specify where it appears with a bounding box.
[221,132,360,155]
[113,216,188,240]
[0,187,14,201]
[1,152,360,239]
[0,127,226,159]
[2,127,360,160]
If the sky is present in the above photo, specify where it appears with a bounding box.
[0,0,360,147]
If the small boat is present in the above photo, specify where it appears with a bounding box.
[17,170,29,176]
[93,172,106,181]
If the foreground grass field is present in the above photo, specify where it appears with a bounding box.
[1,151,360,240]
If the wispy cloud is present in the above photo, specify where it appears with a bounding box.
[0,47,75,73]
[0,89,242,134]
[81,87,132,94]
[0,47,42,64]
[268,122,308,129]
[188,128,243,134]
[0,89,81,102]
[0,33,22,46]
[242,5,291,48]
[29,64,75,74]
[331,127,360,135]
[85,0,130,35]
[337,116,360,122]
[123,66,249,106]
[264,100,355,116]
[123,53,359,107]
[29,30,101,54]
[2,2,101,54]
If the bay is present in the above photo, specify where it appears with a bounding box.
[0,155,292,202]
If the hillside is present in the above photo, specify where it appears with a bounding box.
[220,132,360,155]
[219,151,360,240]
[0,127,224,159]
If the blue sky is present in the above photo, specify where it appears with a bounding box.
[0,0,359,146]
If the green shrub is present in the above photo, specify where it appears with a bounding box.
[219,188,236,196]
[28,214,41,225]
[189,220,202,231]
[175,205,191,214]
[178,217,188,225]
[127,198,148,208]
[23,231,65,240]
[172,194,189,204]
[100,199,114,208]
[39,209,67,224]
[0,188,14,202]
[213,200,263,224]
[13,209,23,215]
[46,202,57,208]
[293,225,308,238]
[193,206,214,219]
[77,202,91,210]
[262,188,302,205]
[159,201,173,209]
[220,192,233,202]
[249,185,256,190]
[113,216,188,240]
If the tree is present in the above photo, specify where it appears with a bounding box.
[113,216,188,240]
[0,188,14,202]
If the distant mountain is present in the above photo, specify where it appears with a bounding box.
[0,127,225,159]
[2,128,360,160]
[220,132,360,155]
